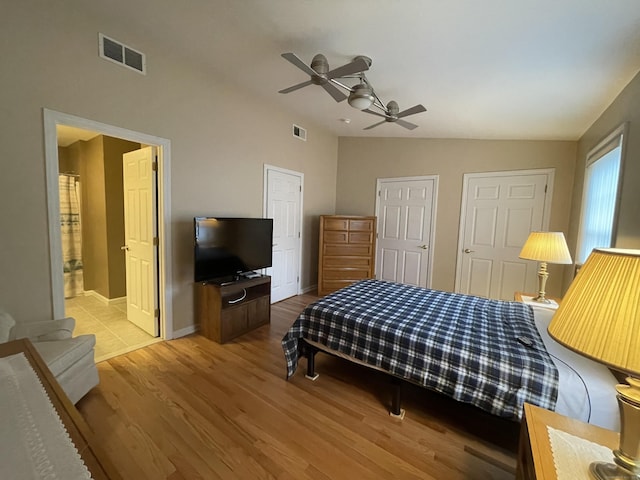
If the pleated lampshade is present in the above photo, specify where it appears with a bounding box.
[519,232,573,264]
[548,248,640,376]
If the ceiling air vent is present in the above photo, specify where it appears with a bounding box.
[293,124,307,141]
[99,33,146,75]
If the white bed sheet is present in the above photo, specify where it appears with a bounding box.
[532,305,620,431]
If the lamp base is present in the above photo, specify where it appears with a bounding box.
[589,461,639,480]
[534,261,550,304]
[532,295,552,304]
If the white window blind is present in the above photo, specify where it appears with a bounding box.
[576,125,625,264]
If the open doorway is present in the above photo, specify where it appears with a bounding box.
[44,109,174,361]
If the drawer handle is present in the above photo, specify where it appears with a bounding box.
[228,289,247,304]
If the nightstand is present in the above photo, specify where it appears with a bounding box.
[514,292,561,308]
[516,403,619,480]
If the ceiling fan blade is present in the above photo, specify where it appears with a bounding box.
[396,119,419,130]
[326,57,370,80]
[396,104,427,119]
[362,108,388,119]
[364,120,387,130]
[281,52,317,76]
[322,82,347,102]
[278,80,313,94]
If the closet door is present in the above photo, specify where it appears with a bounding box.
[376,177,437,288]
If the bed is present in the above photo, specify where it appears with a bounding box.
[281,279,620,430]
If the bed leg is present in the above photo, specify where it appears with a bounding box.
[389,378,405,419]
[304,344,319,381]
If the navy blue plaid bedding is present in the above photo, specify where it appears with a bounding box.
[282,279,558,420]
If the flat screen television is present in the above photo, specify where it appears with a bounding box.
[194,217,273,283]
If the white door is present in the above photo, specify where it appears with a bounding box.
[122,147,159,336]
[265,166,302,303]
[455,170,552,300]
[375,177,438,288]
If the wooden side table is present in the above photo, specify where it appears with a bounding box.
[196,275,271,343]
[516,403,619,479]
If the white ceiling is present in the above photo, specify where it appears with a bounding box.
[80,0,640,140]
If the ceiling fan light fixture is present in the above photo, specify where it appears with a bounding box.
[348,83,374,110]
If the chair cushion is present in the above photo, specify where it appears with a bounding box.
[33,335,96,377]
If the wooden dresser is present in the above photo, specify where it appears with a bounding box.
[317,215,376,296]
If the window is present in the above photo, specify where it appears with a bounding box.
[576,124,627,265]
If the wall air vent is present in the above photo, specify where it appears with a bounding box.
[99,33,146,75]
[292,124,307,141]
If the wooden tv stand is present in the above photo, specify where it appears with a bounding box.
[196,275,271,343]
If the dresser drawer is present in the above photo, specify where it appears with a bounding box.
[349,219,374,231]
[324,231,348,243]
[323,256,371,267]
[324,244,372,256]
[323,218,350,230]
[349,232,373,243]
[322,268,371,280]
[324,231,373,244]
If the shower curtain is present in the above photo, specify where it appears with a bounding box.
[59,174,84,298]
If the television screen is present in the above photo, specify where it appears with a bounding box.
[194,217,273,282]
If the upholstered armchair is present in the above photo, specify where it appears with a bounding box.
[0,308,99,404]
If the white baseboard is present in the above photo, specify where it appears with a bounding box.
[84,290,125,306]
[301,284,317,294]
[173,324,198,338]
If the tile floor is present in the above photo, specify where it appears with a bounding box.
[65,294,161,363]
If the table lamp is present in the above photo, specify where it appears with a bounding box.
[548,248,640,479]
[519,231,573,303]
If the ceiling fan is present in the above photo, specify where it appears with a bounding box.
[278,52,427,130]
[278,53,370,102]
[362,101,427,130]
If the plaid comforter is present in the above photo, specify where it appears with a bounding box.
[282,279,558,420]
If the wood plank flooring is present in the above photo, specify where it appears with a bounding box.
[77,292,519,479]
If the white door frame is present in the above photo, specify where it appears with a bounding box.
[263,164,304,297]
[454,168,554,294]
[43,108,173,340]
[374,175,439,289]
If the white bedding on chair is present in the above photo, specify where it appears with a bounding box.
[532,305,620,431]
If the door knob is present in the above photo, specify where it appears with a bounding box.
[464,248,475,253]
[120,245,129,251]
[418,245,429,250]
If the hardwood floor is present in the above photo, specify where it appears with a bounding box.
[77,292,519,479]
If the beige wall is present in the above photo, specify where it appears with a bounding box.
[81,137,109,296]
[0,0,338,329]
[566,70,640,292]
[68,135,140,300]
[103,136,141,298]
[57,146,75,173]
[336,138,577,296]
